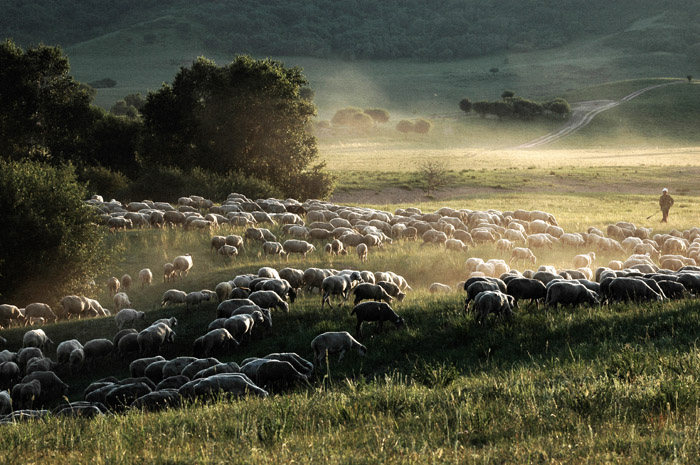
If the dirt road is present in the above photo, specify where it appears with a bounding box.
[513,80,684,149]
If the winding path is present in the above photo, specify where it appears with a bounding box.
[512,80,684,149]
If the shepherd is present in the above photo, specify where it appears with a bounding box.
[659,188,674,223]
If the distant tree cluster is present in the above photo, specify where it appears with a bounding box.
[330,107,390,130]
[462,91,571,120]
[5,0,697,60]
[396,118,433,135]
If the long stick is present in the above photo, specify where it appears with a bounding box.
[646,211,660,220]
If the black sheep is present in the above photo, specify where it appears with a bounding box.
[350,301,405,338]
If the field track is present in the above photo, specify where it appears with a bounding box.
[513,80,685,149]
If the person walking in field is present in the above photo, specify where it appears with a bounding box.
[659,188,674,223]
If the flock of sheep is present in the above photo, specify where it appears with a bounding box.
[1,191,700,423]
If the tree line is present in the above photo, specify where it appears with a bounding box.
[459,91,571,120]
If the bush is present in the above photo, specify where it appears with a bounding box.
[396,119,415,134]
[364,108,390,124]
[78,165,130,200]
[413,118,433,134]
[124,165,282,203]
[459,98,472,114]
[0,160,109,303]
[331,107,374,130]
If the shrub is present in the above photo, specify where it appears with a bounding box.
[332,107,374,130]
[459,98,472,114]
[0,160,109,303]
[364,108,390,124]
[396,119,415,134]
[78,165,130,200]
[413,118,433,134]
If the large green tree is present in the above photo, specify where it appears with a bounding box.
[0,39,98,164]
[141,55,333,198]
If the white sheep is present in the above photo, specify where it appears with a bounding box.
[107,276,120,296]
[139,268,153,288]
[163,263,176,282]
[185,291,212,310]
[137,323,175,355]
[573,252,595,269]
[311,331,367,367]
[429,283,452,294]
[22,329,53,351]
[115,308,146,330]
[282,240,316,260]
[121,274,132,291]
[56,339,83,365]
[510,247,537,266]
[161,289,187,307]
[217,245,239,258]
[173,254,193,278]
[357,243,368,262]
[262,241,287,258]
[113,292,131,312]
[496,239,514,252]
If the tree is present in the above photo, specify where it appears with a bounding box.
[396,119,415,134]
[413,118,433,134]
[501,90,515,99]
[331,107,374,130]
[472,101,493,118]
[364,108,390,124]
[688,75,693,83]
[0,160,109,303]
[544,98,571,119]
[0,39,98,165]
[140,55,332,198]
[459,98,472,114]
[416,159,449,193]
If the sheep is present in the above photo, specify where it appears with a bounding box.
[83,339,114,370]
[0,390,11,415]
[23,303,57,324]
[255,360,309,392]
[545,282,600,308]
[262,241,287,258]
[0,362,21,389]
[105,382,153,412]
[189,373,268,399]
[137,323,176,355]
[215,282,233,302]
[248,290,290,313]
[12,379,42,410]
[161,289,187,307]
[121,274,133,291]
[473,291,515,324]
[193,362,241,380]
[321,272,362,310]
[311,331,367,367]
[115,309,146,330]
[107,277,120,296]
[282,240,316,260]
[351,302,405,338]
[608,277,664,303]
[352,283,393,306]
[17,347,43,372]
[465,258,485,274]
[87,298,109,317]
[152,317,178,330]
[20,371,69,407]
[59,295,88,320]
[56,339,83,366]
[185,291,212,310]
[510,247,537,266]
[224,314,262,343]
[23,329,53,351]
[162,357,199,379]
[429,283,452,294]
[25,357,58,376]
[261,279,297,303]
[218,245,239,258]
[68,349,85,373]
[226,234,244,250]
[129,356,166,379]
[163,263,176,282]
[376,281,406,302]
[0,304,23,327]
[131,389,181,412]
[172,254,194,278]
[496,239,514,252]
[506,278,547,308]
[216,299,257,318]
[526,234,553,249]
[573,252,596,269]
[357,243,368,262]
[464,280,501,310]
[113,292,131,312]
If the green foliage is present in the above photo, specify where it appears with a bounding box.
[124,165,282,202]
[470,93,567,121]
[411,358,459,388]
[501,90,515,99]
[413,118,433,134]
[544,97,572,118]
[77,165,130,200]
[363,108,390,124]
[140,55,330,199]
[0,39,98,165]
[0,160,108,303]
[396,119,414,134]
[459,97,472,114]
[110,93,145,118]
[331,107,374,130]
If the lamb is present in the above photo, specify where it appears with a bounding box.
[282,240,316,260]
[23,329,54,351]
[351,301,405,337]
[357,243,368,262]
[115,309,146,330]
[311,331,367,367]
[163,263,176,282]
[161,289,187,307]
[473,291,515,324]
[429,283,452,294]
[352,283,393,305]
[23,303,57,324]
[137,323,176,355]
[321,272,362,310]
[510,247,537,266]
[172,254,194,278]
[113,292,131,312]
[249,290,290,313]
[545,282,600,308]
[107,276,120,296]
[83,339,114,370]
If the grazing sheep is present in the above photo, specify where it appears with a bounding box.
[161,289,187,307]
[215,282,233,302]
[0,304,23,327]
[352,283,393,305]
[0,362,20,390]
[545,282,600,308]
[249,290,290,313]
[83,339,114,370]
[161,357,199,379]
[23,303,57,324]
[321,272,362,310]
[163,263,176,282]
[573,252,596,269]
[351,301,405,337]
[20,371,69,406]
[152,317,178,329]
[193,362,241,380]
[510,247,537,266]
[113,292,131,312]
[464,281,501,310]
[25,357,58,375]
[12,379,42,410]
[17,347,43,372]
[506,278,547,308]
[69,349,85,373]
[190,373,268,399]
[225,235,244,249]
[105,382,153,412]
[198,328,239,357]
[608,277,664,303]
[429,283,452,294]
[172,254,194,279]
[56,339,83,366]
[23,329,53,351]
[107,277,120,296]
[115,309,146,330]
[311,331,367,367]
[262,241,286,258]
[216,299,257,318]
[255,360,309,392]
[130,356,166,379]
[473,291,515,324]
[59,295,88,320]
[282,240,316,260]
[185,291,212,310]
[376,281,406,302]
[131,389,181,412]
[261,279,297,303]
[113,329,138,349]
[218,245,239,258]
[137,323,176,355]
[0,390,11,415]
[357,243,368,262]
[121,274,132,291]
